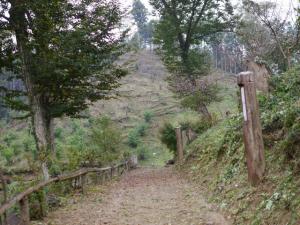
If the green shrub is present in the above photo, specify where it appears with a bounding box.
[128,130,139,148]
[55,127,63,139]
[1,147,14,165]
[171,111,212,135]
[136,145,151,161]
[2,131,17,145]
[86,116,123,166]
[65,146,84,170]
[258,66,300,169]
[183,117,212,134]
[218,115,242,158]
[180,84,221,115]
[136,123,148,137]
[159,122,177,155]
[144,111,153,123]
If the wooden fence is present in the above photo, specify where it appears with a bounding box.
[0,161,129,225]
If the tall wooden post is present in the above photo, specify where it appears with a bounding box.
[20,196,30,225]
[237,71,265,186]
[175,127,184,163]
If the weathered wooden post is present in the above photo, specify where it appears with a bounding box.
[37,190,47,218]
[101,171,106,184]
[175,127,184,163]
[237,71,265,186]
[20,196,30,225]
[0,172,8,225]
[117,166,120,176]
[81,174,86,194]
[110,167,113,179]
[96,172,101,184]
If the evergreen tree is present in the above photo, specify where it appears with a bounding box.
[132,0,148,47]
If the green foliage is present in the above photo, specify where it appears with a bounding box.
[136,123,149,137]
[218,115,243,158]
[132,0,148,29]
[128,130,140,148]
[127,120,151,148]
[136,145,151,161]
[144,111,153,123]
[65,146,84,171]
[181,84,221,113]
[0,1,128,175]
[170,111,213,134]
[159,122,177,155]
[86,117,123,166]
[132,0,149,45]
[0,146,14,165]
[151,0,235,75]
[182,65,300,223]
[1,0,127,118]
[0,127,36,167]
[258,66,300,169]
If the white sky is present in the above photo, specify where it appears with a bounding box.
[122,0,298,15]
[122,0,299,35]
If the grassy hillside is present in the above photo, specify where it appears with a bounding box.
[90,50,182,166]
[181,67,300,224]
[0,50,181,172]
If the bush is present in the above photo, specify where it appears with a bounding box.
[1,146,14,165]
[55,127,63,139]
[218,115,242,158]
[136,123,148,137]
[159,122,177,155]
[65,146,84,170]
[136,145,151,161]
[258,66,300,169]
[144,111,153,123]
[85,116,123,166]
[128,130,139,148]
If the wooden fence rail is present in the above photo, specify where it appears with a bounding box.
[0,161,129,225]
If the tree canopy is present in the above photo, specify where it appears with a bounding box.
[131,0,150,47]
[151,0,235,75]
[0,0,127,179]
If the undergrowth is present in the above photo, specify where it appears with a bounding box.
[183,66,300,224]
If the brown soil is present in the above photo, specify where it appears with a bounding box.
[39,167,231,225]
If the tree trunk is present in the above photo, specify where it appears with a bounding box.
[45,118,55,153]
[0,171,8,225]
[31,104,51,180]
[198,103,212,121]
[10,0,51,180]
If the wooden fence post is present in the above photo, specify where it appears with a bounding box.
[175,127,184,163]
[237,71,265,186]
[0,172,8,225]
[81,175,86,194]
[125,161,129,171]
[37,190,47,218]
[20,197,30,225]
[96,172,100,185]
[110,167,113,179]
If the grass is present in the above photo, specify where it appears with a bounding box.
[90,50,180,166]
[180,73,300,224]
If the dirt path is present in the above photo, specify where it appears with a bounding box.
[42,167,231,225]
